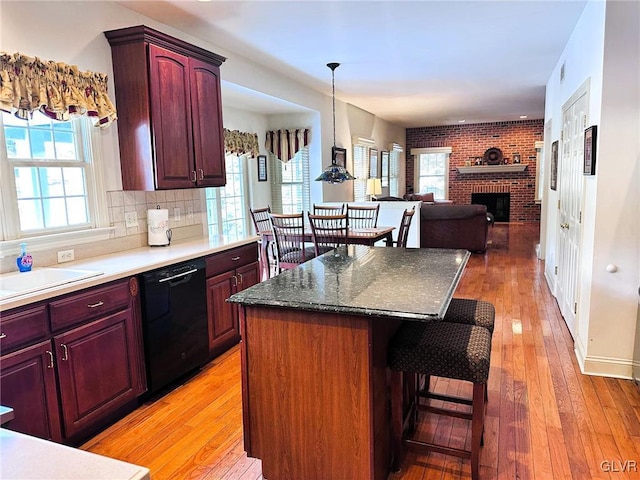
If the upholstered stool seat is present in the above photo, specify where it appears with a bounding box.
[444,298,496,334]
[388,321,492,480]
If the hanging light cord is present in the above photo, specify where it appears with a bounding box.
[327,62,340,152]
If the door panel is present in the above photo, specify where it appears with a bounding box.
[557,91,588,336]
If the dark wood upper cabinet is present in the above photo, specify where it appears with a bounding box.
[104,25,226,190]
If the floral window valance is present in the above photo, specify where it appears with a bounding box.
[224,128,259,157]
[0,52,117,128]
[265,128,310,164]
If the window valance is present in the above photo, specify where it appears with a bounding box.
[224,128,259,157]
[265,128,310,164]
[0,52,117,128]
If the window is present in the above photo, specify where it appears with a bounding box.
[0,110,103,241]
[389,147,402,197]
[206,153,249,238]
[352,138,375,202]
[269,146,310,214]
[411,147,451,200]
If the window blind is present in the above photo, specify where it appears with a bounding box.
[269,146,310,213]
[352,144,369,202]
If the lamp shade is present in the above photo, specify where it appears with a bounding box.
[366,178,382,196]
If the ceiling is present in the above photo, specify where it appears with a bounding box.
[116,0,587,127]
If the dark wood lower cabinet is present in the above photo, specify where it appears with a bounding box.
[0,277,146,444]
[0,341,63,442]
[54,309,143,439]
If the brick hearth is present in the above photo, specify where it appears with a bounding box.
[406,120,542,222]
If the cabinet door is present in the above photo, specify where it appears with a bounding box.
[0,341,63,442]
[54,309,140,439]
[237,261,260,293]
[149,44,195,189]
[190,57,226,187]
[206,270,239,357]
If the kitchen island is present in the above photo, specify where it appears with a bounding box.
[229,245,470,480]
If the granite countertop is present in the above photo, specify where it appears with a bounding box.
[0,428,150,480]
[229,245,470,321]
[0,234,258,311]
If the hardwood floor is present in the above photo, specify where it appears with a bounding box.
[82,223,640,479]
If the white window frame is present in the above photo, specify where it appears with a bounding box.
[269,146,310,214]
[0,112,111,255]
[206,153,251,238]
[411,147,452,200]
[352,137,375,202]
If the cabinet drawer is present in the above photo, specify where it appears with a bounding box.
[206,243,258,277]
[0,304,49,353]
[49,280,131,332]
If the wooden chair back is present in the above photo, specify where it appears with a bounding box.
[250,206,271,234]
[269,213,315,271]
[313,203,345,216]
[396,206,416,248]
[347,204,380,229]
[308,213,349,256]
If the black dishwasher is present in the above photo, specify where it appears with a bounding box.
[140,257,208,395]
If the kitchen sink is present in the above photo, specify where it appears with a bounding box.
[0,267,104,301]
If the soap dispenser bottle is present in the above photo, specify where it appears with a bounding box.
[17,242,33,272]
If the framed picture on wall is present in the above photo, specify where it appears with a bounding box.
[369,148,378,178]
[584,125,597,175]
[380,151,389,187]
[257,155,268,182]
[550,140,559,191]
[332,146,347,168]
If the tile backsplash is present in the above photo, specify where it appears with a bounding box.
[107,189,203,238]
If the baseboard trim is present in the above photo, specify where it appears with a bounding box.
[575,346,635,379]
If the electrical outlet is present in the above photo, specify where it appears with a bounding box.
[187,206,194,219]
[58,249,75,263]
[124,211,139,227]
[174,207,181,221]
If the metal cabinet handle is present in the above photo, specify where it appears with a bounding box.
[231,256,240,261]
[0,333,6,339]
[192,170,197,182]
[45,350,54,369]
[198,169,204,180]
[237,272,243,285]
[61,344,69,361]
[87,301,104,308]
[232,275,238,287]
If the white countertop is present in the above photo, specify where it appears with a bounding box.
[0,234,258,311]
[0,428,150,480]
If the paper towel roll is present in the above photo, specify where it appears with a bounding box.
[148,208,169,246]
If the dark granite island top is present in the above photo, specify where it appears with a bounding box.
[231,245,470,480]
[228,245,470,321]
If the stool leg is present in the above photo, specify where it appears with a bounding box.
[471,382,485,480]
[390,370,403,472]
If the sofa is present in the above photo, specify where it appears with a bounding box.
[419,203,491,253]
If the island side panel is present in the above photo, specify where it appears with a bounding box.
[242,305,375,480]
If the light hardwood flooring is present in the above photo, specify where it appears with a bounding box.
[82,223,640,479]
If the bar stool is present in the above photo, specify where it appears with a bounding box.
[388,321,492,480]
[444,298,495,334]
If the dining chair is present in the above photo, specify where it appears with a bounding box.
[394,206,416,248]
[250,206,276,279]
[308,213,349,256]
[269,212,316,272]
[313,203,345,216]
[347,204,380,229]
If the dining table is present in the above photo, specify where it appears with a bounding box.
[228,245,471,480]
[257,225,394,280]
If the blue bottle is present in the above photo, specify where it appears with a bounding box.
[17,242,33,272]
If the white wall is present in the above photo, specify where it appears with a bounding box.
[543,0,640,378]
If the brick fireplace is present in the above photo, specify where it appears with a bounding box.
[405,120,542,222]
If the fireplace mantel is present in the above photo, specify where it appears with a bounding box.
[456,164,528,174]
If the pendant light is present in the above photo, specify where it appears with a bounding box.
[315,62,355,183]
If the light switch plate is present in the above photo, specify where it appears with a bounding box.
[174,207,181,221]
[125,211,139,227]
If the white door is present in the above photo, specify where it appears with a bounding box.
[556,90,588,337]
